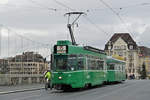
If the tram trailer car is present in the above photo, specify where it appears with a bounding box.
[51,40,126,90]
[106,57,126,83]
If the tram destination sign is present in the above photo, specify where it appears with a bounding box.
[56,46,67,54]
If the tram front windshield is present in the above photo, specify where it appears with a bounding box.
[55,55,68,70]
[54,55,79,71]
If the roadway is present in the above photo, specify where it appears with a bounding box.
[0,80,150,100]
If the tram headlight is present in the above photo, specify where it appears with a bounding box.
[58,76,62,79]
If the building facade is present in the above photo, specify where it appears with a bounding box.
[105,33,139,79]
[0,59,9,74]
[138,46,150,78]
[0,52,49,85]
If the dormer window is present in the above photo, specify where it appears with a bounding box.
[108,45,111,50]
[129,45,133,50]
[108,41,111,50]
[121,45,126,50]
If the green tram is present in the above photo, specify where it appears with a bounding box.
[51,12,126,90]
[51,40,126,90]
[106,57,126,82]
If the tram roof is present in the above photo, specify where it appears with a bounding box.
[55,40,106,57]
[106,56,125,64]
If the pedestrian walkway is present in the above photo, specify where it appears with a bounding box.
[0,84,44,93]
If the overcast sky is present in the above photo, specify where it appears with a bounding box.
[0,0,150,58]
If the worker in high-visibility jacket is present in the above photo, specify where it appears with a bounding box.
[44,70,52,90]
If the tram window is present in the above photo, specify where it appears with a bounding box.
[117,65,119,70]
[68,57,77,71]
[93,60,97,70]
[116,64,119,70]
[109,64,115,70]
[78,58,84,70]
[122,65,125,71]
[87,59,91,70]
[88,59,96,70]
[120,65,122,71]
[97,60,104,70]
[55,57,67,70]
[88,59,92,70]
[89,60,94,70]
[118,65,121,70]
[91,60,95,70]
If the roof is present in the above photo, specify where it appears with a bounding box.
[139,46,150,57]
[57,40,72,45]
[105,33,137,50]
[106,56,125,64]
[109,33,136,44]
[10,52,45,62]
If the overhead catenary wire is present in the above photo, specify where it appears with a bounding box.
[53,0,113,42]
[98,0,134,37]
[1,25,50,47]
[29,0,57,11]
[1,0,149,52]
[54,0,75,11]
[0,24,52,59]
[52,0,112,35]
[0,2,150,13]
[83,16,110,35]
[53,0,109,35]
[119,2,150,9]
[81,16,115,45]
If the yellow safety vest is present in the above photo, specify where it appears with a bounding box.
[45,72,51,80]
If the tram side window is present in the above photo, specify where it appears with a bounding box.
[122,65,125,72]
[87,59,91,70]
[120,64,122,71]
[118,64,121,71]
[92,60,97,70]
[91,60,97,70]
[116,64,119,70]
[97,60,104,70]
[109,64,115,70]
[78,58,84,70]
[88,59,97,70]
[119,64,121,71]
[68,57,77,71]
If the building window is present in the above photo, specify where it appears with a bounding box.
[114,45,126,50]
[121,45,126,50]
[129,45,133,50]
[124,52,126,56]
[129,69,131,73]
[108,64,115,70]
[108,45,111,50]
[114,46,120,50]
[132,69,135,73]
[118,52,123,56]
[129,63,133,68]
